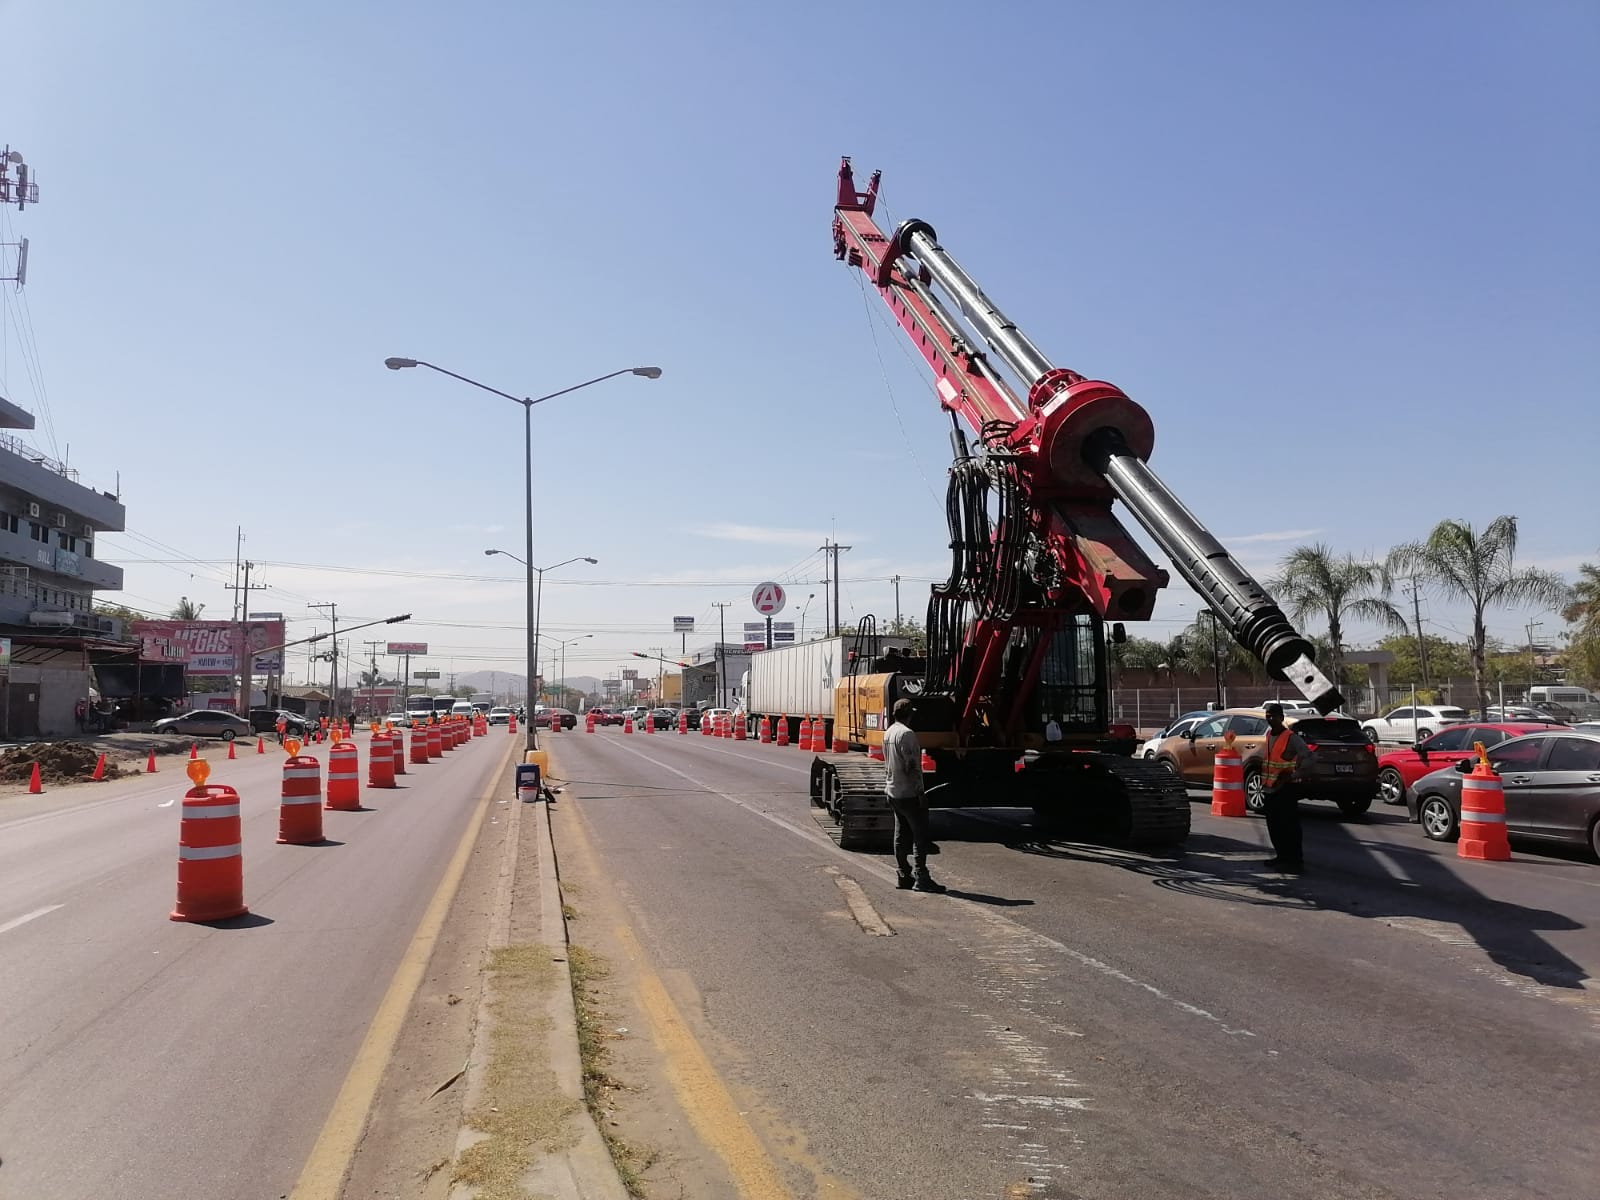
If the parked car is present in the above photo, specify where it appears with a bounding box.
[1375,722,1566,805]
[1152,708,1379,816]
[1257,698,1320,715]
[618,706,650,726]
[1138,711,1213,759]
[1573,721,1600,737]
[699,706,734,731]
[534,707,577,729]
[383,711,411,728]
[1406,731,1600,858]
[1360,705,1471,744]
[1483,705,1565,724]
[487,706,512,725]
[248,708,314,735]
[155,709,253,741]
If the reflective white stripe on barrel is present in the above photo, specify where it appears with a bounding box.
[178,843,242,860]
[280,795,322,806]
[284,767,321,780]
[1461,810,1507,823]
[1213,781,1244,791]
[184,804,241,819]
[327,771,358,780]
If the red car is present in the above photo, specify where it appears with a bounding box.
[585,708,623,726]
[1376,721,1567,805]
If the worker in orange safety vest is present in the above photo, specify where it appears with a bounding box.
[1259,702,1311,874]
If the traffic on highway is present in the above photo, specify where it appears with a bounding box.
[2,8,1595,1200]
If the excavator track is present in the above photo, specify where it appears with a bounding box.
[809,755,894,851]
[1032,753,1191,848]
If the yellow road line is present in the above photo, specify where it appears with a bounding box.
[288,738,516,1200]
[556,790,795,1200]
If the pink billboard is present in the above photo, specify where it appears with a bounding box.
[131,619,287,676]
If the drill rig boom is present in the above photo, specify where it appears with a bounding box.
[833,158,1342,715]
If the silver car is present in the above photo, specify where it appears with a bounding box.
[153,709,253,741]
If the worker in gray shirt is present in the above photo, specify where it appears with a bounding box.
[883,699,945,893]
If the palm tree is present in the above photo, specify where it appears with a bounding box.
[1563,558,1600,684]
[170,596,205,620]
[1390,517,1570,715]
[1271,544,1406,690]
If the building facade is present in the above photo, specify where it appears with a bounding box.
[0,394,127,737]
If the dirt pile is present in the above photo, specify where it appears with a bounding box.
[0,741,128,783]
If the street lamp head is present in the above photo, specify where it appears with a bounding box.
[631,366,663,379]
[384,357,418,370]
[583,557,598,564]
[484,549,500,557]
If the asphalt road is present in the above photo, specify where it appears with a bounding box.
[0,729,513,1200]
[549,728,1600,1200]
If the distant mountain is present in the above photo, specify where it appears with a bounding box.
[453,670,601,698]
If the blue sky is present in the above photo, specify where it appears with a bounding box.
[1,0,1594,687]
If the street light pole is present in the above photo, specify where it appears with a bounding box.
[385,357,660,753]
[486,550,595,748]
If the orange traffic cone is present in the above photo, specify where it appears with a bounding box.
[256,736,266,755]
[189,743,199,760]
[799,715,812,749]
[227,740,237,760]
[146,750,158,773]
[27,762,42,793]
[92,752,107,781]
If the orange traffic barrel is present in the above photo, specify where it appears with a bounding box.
[326,741,361,811]
[1460,755,1511,861]
[759,715,771,743]
[508,712,517,734]
[733,713,747,741]
[278,753,324,844]
[799,716,812,750]
[701,713,712,737]
[369,731,396,789]
[831,730,848,753]
[586,711,597,733]
[427,722,442,757]
[170,772,247,922]
[410,728,429,765]
[623,716,634,734]
[1211,737,1246,818]
[776,715,790,746]
[641,712,652,734]
[678,710,688,735]
[439,721,455,753]
[550,713,563,735]
[391,728,407,776]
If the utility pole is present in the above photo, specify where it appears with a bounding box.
[310,602,338,717]
[819,540,852,636]
[711,601,731,708]
[225,559,266,716]
[1405,577,1430,689]
[231,526,243,623]
[363,639,383,717]
[892,574,901,629]
[1526,620,1543,702]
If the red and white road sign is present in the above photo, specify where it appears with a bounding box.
[751,581,786,616]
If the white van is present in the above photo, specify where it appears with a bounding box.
[1525,686,1600,720]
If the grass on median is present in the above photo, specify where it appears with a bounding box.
[452,944,579,1200]
[569,942,660,1197]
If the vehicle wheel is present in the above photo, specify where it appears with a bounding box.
[1336,794,1372,818]
[1378,767,1406,806]
[1416,728,1433,741]
[1156,757,1180,778]
[221,729,236,742]
[1419,795,1458,841]
[1143,749,1154,759]
[1243,766,1266,814]
[1364,726,1379,745]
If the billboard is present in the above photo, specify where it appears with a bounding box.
[672,616,695,633]
[621,668,638,681]
[131,619,286,676]
[773,621,795,645]
[387,641,429,655]
[743,622,766,651]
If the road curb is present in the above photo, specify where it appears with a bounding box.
[449,743,629,1200]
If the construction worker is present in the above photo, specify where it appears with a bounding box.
[883,699,945,893]
[1260,702,1310,873]
[275,714,288,745]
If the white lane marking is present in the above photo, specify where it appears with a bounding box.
[595,737,1256,1040]
[157,795,178,808]
[824,867,895,936]
[0,904,63,935]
